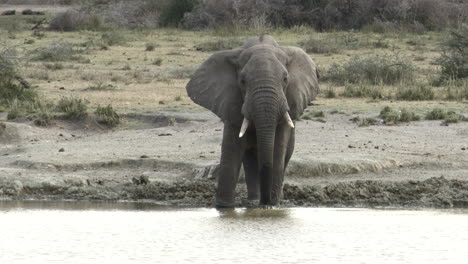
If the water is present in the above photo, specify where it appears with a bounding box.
[1,201,467,264]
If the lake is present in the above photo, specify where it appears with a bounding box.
[1,200,467,263]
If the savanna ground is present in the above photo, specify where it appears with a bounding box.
[0,4,467,208]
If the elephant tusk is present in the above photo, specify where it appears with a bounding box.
[239,118,249,138]
[285,112,295,128]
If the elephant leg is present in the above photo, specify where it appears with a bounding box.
[243,147,259,200]
[216,123,245,208]
[270,123,293,205]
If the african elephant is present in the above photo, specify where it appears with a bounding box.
[186,35,319,207]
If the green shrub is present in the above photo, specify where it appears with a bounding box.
[379,106,419,125]
[160,0,199,26]
[426,108,448,120]
[56,97,88,120]
[445,80,468,101]
[299,37,340,54]
[153,58,163,66]
[195,38,243,52]
[341,83,383,99]
[1,48,37,108]
[43,62,64,71]
[323,54,415,85]
[33,42,85,61]
[351,116,379,127]
[436,25,468,81]
[84,82,116,91]
[49,11,104,31]
[145,42,157,51]
[101,31,128,46]
[396,84,434,101]
[95,104,119,127]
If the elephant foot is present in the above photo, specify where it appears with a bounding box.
[215,198,236,209]
[247,193,259,200]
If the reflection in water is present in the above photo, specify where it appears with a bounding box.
[216,208,291,219]
[1,200,468,264]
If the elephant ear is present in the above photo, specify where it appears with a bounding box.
[186,49,244,126]
[280,46,320,120]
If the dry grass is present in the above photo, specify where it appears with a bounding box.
[1,18,466,117]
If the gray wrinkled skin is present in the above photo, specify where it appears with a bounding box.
[186,35,319,207]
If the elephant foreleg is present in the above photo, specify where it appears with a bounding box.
[243,147,259,200]
[216,123,245,208]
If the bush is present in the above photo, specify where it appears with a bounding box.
[101,30,128,46]
[1,47,37,108]
[33,42,85,62]
[194,38,242,52]
[56,97,88,120]
[341,83,383,99]
[160,0,199,26]
[379,106,420,125]
[95,104,119,126]
[351,116,379,127]
[396,84,434,101]
[436,25,468,81]
[323,54,415,85]
[445,80,468,101]
[425,108,447,120]
[298,37,340,54]
[145,42,157,51]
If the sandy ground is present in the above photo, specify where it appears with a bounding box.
[1,107,468,208]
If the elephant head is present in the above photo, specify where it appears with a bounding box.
[186,35,319,206]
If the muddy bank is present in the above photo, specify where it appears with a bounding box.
[1,176,468,208]
[1,109,468,208]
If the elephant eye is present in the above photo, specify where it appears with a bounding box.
[283,76,288,83]
[240,78,246,85]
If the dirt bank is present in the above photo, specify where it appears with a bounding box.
[1,109,468,208]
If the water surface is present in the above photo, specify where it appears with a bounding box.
[1,200,467,264]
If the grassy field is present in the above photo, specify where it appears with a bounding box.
[1,12,467,124]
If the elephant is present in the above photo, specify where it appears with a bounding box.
[186,35,319,208]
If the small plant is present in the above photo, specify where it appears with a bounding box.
[195,38,243,52]
[95,104,119,127]
[351,116,379,127]
[299,37,340,54]
[43,62,64,71]
[323,87,336,98]
[145,42,157,51]
[33,42,84,62]
[56,97,88,120]
[153,58,163,66]
[122,64,131,71]
[323,54,415,85]
[175,95,182,101]
[445,80,468,101]
[84,82,116,91]
[310,111,324,118]
[396,84,434,101]
[425,108,447,120]
[425,108,468,125]
[436,25,468,81]
[341,83,383,99]
[101,31,128,46]
[379,106,420,125]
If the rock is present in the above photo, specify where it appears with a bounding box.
[1,10,15,16]
[140,155,149,158]
[158,133,172,136]
[22,9,45,15]
[58,148,65,152]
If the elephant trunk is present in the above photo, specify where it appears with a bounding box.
[250,87,284,205]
